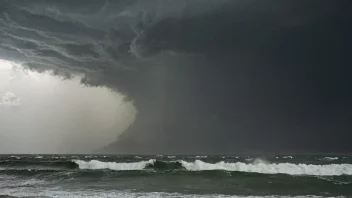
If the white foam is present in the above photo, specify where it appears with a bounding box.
[168,156,176,159]
[195,156,207,158]
[73,159,155,170]
[51,156,66,159]
[253,158,269,165]
[316,176,351,185]
[180,160,352,176]
[10,155,21,159]
[0,189,336,198]
[0,178,46,188]
[35,155,43,159]
[283,156,293,159]
[322,157,339,161]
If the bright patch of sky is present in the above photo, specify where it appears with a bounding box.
[0,59,136,154]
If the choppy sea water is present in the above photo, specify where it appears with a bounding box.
[0,155,351,198]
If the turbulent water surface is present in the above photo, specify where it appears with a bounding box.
[0,155,352,197]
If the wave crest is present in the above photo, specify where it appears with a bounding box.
[322,157,339,161]
[72,159,352,176]
[73,159,155,170]
[180,160,352,176]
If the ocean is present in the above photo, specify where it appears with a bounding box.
[0,155,351,198]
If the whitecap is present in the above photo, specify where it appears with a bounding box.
[322,157,339,161]
[180,160,352,176]
[195,156,207,158]
[73,159,155,170]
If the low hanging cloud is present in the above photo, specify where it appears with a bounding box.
[0,92,21,107]
[0,0,351,154]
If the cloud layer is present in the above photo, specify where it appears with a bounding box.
[0,0,351,153]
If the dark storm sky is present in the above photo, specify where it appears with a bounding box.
[0,0,351,154]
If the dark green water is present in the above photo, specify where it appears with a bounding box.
[0,155,351,197]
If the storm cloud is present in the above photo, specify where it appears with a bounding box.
[0,0,351,154]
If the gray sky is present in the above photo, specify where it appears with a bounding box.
[0,0,351,154]
[0,59,136,154]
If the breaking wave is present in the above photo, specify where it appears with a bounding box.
[2,157,352,176]
[195,156,208,158]
[180,160,352,176]
[71,160,352,176]
[1,156,352,197]
[322,157,339,161]
[73,159,156,170]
